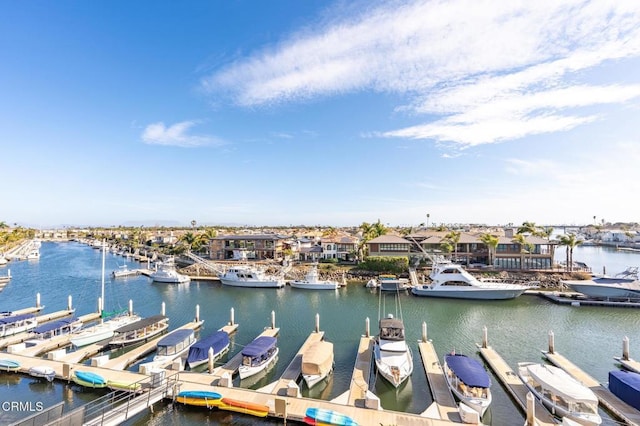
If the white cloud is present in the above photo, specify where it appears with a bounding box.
[202,0,640,146]
[141,121,225,147]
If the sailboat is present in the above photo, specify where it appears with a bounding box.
[70,241,140,347]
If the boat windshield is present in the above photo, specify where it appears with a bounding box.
[573,401,598,415]
[380,327,404,340]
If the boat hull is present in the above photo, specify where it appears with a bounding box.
[411,286,526,300]
[238,347,279,379]
[373,343,413,388]
[290,281,339,290]
[303,368,332,389]
[28,366,56,382]
[221,278,284,288]
[564,281,640,299]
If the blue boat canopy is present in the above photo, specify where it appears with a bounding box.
[0,313,35,325]
[242,336,277,358]
[187,331,230,365]
[445,354,491,388]
[157,329,194,347]
[32,318,79,334]
[609,370,640,411]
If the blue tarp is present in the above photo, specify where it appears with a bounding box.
[0,313,35,325]
[609,370,640,411]
[157,329,193,347]
[32,318,79,334]
[445,354,491,388]
[187,331,230,365]
[242,336,277,358]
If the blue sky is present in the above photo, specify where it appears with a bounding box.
[2,0,640,228]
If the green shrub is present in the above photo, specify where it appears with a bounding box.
[357,256,408,274]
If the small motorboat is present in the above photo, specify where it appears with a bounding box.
[186,330,230,369]
[301,340,334,389]
[443,352,492,417]
[518,362,601,425]
[72,370,107,388]
[176,390,222,408]
[0,359,20,371]
[609,369,640,411]
[304,407,359,426]
[28,366,56,382]
[238,336,278,380]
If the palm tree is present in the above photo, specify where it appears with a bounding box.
[357,220,388,259]
[444,231,461,261]
[517,221,539,236]
[480,233,499,267]
[512,233,534,269]
[558,234,583,272]
[0,221,8,229]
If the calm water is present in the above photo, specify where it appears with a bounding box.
[1,242,640,425]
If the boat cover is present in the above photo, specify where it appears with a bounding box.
[302,341,334,375]
[157,329,193,347]
[609,370,640,411]
[445,354,491,388]
[0,313,35,324]
[526,364,597,403]
[114,315,166,334]
[187,331,229,364]
[241,336,277,357]
[32,317,79,334]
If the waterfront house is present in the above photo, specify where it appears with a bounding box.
[321,235,358,262]
[366,235,412,257]
[209,234,288,261]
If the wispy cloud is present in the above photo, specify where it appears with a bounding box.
[141,121,225,147]
[202,0,640,146]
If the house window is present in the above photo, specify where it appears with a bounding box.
[378,243,410,251]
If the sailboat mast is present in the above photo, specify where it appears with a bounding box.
[101,239,106,317]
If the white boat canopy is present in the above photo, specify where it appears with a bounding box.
[526,364,598,404]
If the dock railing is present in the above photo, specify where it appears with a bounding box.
[38,372,181,426]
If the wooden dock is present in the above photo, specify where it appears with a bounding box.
[417,340,461,423]
[346,336,374,407]
[543,350,640,425]
[477,345,556,425]
[101,320,204,371]
[8,305,45,316]
[210,327,280,386]
[615,356,640,374]
[269,330,325,396]
[534,291,640,308]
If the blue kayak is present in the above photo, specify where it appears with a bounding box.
[305,407,359,426]
[177,390,222,400]
[73,370,107,387]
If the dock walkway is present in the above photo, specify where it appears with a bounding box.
[477,345,556,426]
[346,336,374,406]
[544,350,640,425]
[417,341,461,423]
[102,320,204,371]
[269,330,324,396]
[210,327,280,385]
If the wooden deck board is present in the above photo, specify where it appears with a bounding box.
[347,336,373,406]
[418,341,461,423]
[544,350,640,425]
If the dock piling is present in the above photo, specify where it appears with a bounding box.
[195,304,200,322]
[482,325,488,349]
[129,299,133,316]
[271,310,276,329]
[98,297,103,313]
[161,302,166,316]
[365,317,370,338]
[548,330,555,354]
[36,292,41,308]
[315,313,320,333]
[421,321,427,342]
[525,391,535,426]
[208,347,214,373]
[230,307,235,326]
[67,295,72,311]
[623,336,630,361]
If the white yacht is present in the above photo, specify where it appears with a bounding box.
[411,262,533,300]
[150,259,190,284]
[220,265,285,288]
[374,313,413,388]
[518,362,601,426]
[290,265,340,290]
[562,266,640,299]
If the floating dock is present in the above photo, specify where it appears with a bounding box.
[543,349,640,425]
[268,330,325,396]
[346,335,374,406]
[534,291,640,308]
[0,309,93,349]
[417,339,461,423]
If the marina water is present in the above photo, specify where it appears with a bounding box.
[2,241,640,425]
